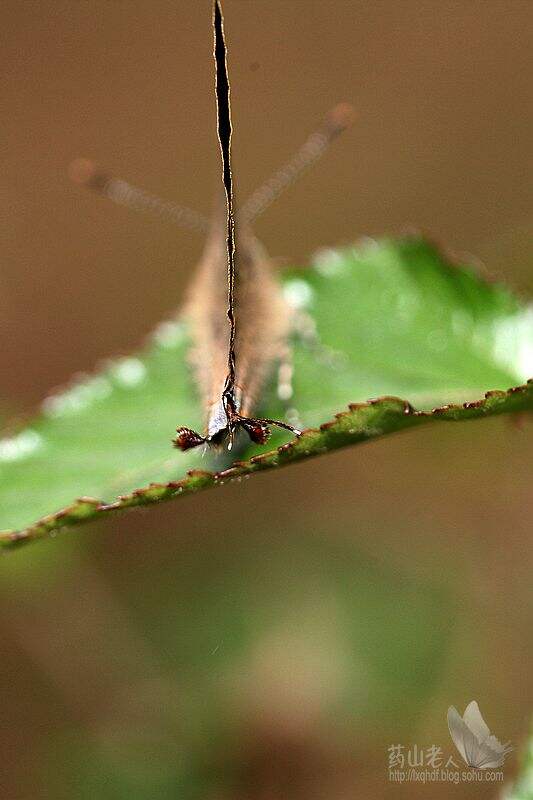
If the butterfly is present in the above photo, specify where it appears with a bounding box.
[447,701,513,769]
[70,0,354,454]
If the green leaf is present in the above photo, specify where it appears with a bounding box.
[1,238,531,547]
[506,731,533,800]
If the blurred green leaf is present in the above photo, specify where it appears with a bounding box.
[1,238,531,546]
[505,729,533,800]
[49,531,456,799]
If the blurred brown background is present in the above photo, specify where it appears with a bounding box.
[1,2,532,799]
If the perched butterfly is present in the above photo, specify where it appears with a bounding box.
[70,0,354,453]
[447,701,512,769]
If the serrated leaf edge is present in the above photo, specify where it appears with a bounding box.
[1,381,531,549]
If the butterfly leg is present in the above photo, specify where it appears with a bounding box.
[173,427,207,451]
[236,415,301,444]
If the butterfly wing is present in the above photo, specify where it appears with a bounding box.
[463,701,491,742]
[448,706,478,766]
[469,739,509,769]
[462,701,512,768]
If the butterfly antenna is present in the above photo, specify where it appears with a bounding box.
[68,158,209,233]
[241,102,356,222]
